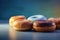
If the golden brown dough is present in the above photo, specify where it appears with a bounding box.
[13,20,33,31]
[9,16,26,27]
[48,18,60,29]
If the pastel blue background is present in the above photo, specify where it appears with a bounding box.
[1,0,60,20]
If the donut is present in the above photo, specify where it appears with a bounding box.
[33,20,56,32]
[48,18,56,22]
[27,15,47,22]
[48,18,60,29]
[13,20,33,31]
[9,16,26,27]
[57,18,60,29]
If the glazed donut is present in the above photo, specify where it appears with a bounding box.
[33,20,56,32]
[48,18,56,22]
[27,15,47,22]
[9,16,26,27]
[13,20,33,31]
[48,18,60,29]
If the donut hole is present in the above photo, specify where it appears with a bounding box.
[32,17,37,18]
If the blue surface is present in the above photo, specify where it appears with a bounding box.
[0,23,60,40]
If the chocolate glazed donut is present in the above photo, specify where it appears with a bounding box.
[33,20,56,32]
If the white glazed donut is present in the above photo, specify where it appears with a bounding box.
[27,15,47,22]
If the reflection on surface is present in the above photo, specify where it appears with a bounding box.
[9,27,33,40]
[33,32,57,40]
[9,27,60,40]
[9,27,16,40]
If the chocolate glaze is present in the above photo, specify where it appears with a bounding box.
[37,22,54,27]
